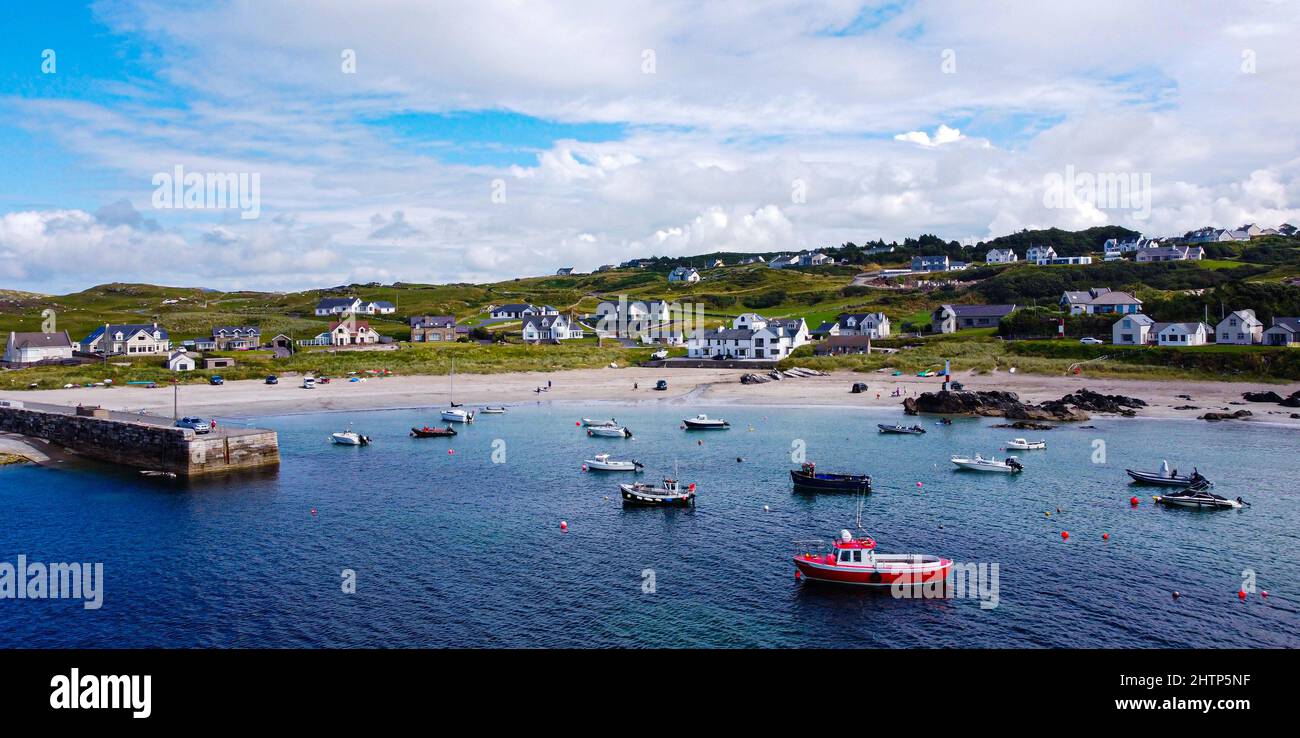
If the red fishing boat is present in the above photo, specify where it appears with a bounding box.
[793,529,951,587]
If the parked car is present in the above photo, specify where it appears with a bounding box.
[265,375,278,385]
[209,375,225,385]
[174,416,211,433]
[1079,337,1104,345]
[654,379,668,391]
[302,377,315,389]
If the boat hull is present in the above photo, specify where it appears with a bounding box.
[586,461,642,472]
[441,411,474,423]
[1126,469,1197,486]
[1153,495,1241,509]
[877,424,925,435]
[951,459,1020,473]
[683,421,729,430]
[790,470,872,493]
[793,555,952,587]
[619,485,694,506]
[411,427,456,438]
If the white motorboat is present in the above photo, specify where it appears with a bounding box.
[582,417,617,427]
[480,406,506,414]
[682,414,730,430]
[1153,482,1245,510]
[587,424,632,438]
[441,408,475,423]
[1006,438,1046,450]
[584,453,644,472]
[951,453,1022,473]
[331,430,370,446]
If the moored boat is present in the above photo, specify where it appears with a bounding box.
[331,430,370,446]
[950,453,1022,473]
[1125,460,1206,487]
[410,425,457,438]
[1153,478,1243,509]
[587,424,633,438]
[584,453,644,472]
[1006,438,1046,450]
[619,478,695,506]
[878,423,926,435]
[441,408,475,423]
[790,462,871,493]
[793,529,952,587]
[683,414,730,430]
[480,406,506,414]
[581,417,617,427]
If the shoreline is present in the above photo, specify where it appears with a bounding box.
[2,367,1298,427]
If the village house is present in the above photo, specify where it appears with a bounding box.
[1059,288,1142,315]
[1111,314,1155,345]
[165,350,196,371]
[1136,244,1204,262]
[1040,255,1093,266]
[555,267,574,276]
[932,304,1018,333]
[985,248,1017,264]
[1263,317,1300,347]
[814,335,879,356]
[410,315,458,342]
[197,326,261,351]
[3,330,75,365]
[835,312,890,338]
[864,245,896,256]
[327,320,382,346]
[1215,310,1263,345]
[709,259,726,268]
[1026,245,1056,264]
[810,321,841,339]
[767,255,801,269]
[738,255,766,265]
[367,301,397,315]
[911,255,950,272]
[687,313,809,360]
[798,252,833,267]
[314,297,364,316]
[79,323,171,356]
[594,299,671,338]
[520,313,584,342]
[1153,322,1210,346]
[489,303,539,319]
[668,266,701,283]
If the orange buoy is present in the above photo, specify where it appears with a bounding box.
[1102,533,1110,540]
[560,520,568,531]
[1262,591,1269,598]
[916,481,923,488]
[794,569,801,580]
[1130,496,1139,506]
[1061,531,1069,540]
[1238,590,1247,600]
[448,448,454,455]
[575,421,580,426]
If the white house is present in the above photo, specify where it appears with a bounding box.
[911,255,950,272]
[1111,314,1155,345]
[1263,317,1300,347]
[314,297,364,316]
[799,252,833,266]
[668,267,701,283]
[79,323,171,355]
[767,255,800,269]
[366,301,397,315]
[1136,245,1204,262]
[1060,288,1141,315]
[1026,245,1057,263]
[1153,322,1210,346]
[837,312,890,338]
[985,248,1017,264]
[490,303,539,319]
[328,320,382,346]
[521,314,584,342]
[1215,310,1263,345]
[687,313,809,360]
[166,350,196,371]
[4,330,75,364]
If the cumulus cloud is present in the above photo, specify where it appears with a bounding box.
[894,125,966,148]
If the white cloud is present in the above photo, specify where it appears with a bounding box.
[894,125,966,148]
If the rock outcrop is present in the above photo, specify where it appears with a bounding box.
[1057,388,1146,416]
[1242,391,1285,403]
[903,390,1090,421]
[1199,409,1253,421]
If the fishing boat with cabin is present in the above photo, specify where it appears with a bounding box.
[619,478,696,507]
[790,462,872,493]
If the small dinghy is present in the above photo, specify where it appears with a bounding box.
[620,478,695,507]
[584,453,644,472]
[793,529,952,587]
[951,453,1022,473]
[140,470,177,479]
[1125,460,1205,487]
[683,414,730,430]
[878,423,926,435]
[587,424,633,438]
[1153,478,1244,509]
[410,425,457,438]
[790,462,871,493]
[480,406,506,414]
[1006,438,1046,450]
[332,430,371,446]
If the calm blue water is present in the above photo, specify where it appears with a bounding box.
[2,403,1296,648]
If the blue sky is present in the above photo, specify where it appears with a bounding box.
[0,1,1297,293]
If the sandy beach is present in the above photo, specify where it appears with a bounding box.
[3,367,1298,427]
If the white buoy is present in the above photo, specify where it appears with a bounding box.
[763,505,770,512]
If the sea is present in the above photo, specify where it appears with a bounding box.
[1,403,1296,648]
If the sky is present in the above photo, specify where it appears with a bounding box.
[1,0,1298,294]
